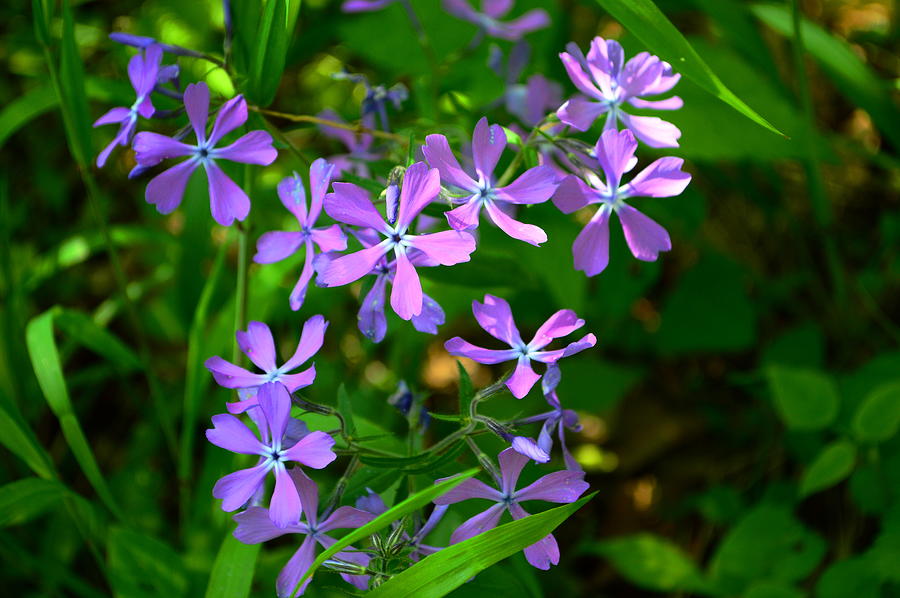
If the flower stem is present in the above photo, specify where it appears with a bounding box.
[248,106,408,143]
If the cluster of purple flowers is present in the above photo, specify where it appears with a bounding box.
[91,1,696,594]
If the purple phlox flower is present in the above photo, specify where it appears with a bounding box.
[342,0,397,12]
[207,382,337,527]
[93,44,163,168]
[511,365,582,470]
[333,71,407,131]
[316,227,445,342]
[317,161,476,321]
[133,82,277,226]
[254,160,348,311]
[233,469,374,596]
[557,36,683,148]
[109,32,213,62]
[422,117,559,246]
[355,488,388,516]
[443,0,550,41]
[317,110,382,178]
[445,294,596,399]
[387,380,431,428]
[408,504,448,561]
[433,447,588,569]
[552,128,690,276]
[205,316,326,397]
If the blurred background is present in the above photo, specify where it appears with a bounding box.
[1,0,899,596]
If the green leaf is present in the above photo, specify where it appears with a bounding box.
[419,254,535,289]
[337,384,358,438]
[55,0,94,167]
[590,533,710,593]
[54,309,142,371]
[751,3,900,148]
[0,85,57,149]
[294,469,479,593]
[0,478,65,527]
[799,440,857,498]
[456,361,474,417]
[248,0,301,106]
[743,582,805,598]
[765,365,840,430]
[367,493,595,598]
[205,533,260,598]
[594,0,785,137]
[107,527,188,598]
[0,400,55,480]
[852,381,900,444]
[815,556,881,598]
[25,309,123,520]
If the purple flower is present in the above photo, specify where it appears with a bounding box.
[342,0,397,12]
[233,469,374,596]
[205,317,326,401]
[557,37,683,148]
[422,117,559,246]
[254,160,348,311]
[507,74,562,128]
[443,0,550,41]
[511,365,582,470]
[409,504,448,561]
[207,382,337,527]
[109,32,212,62]
[445,294,596,399]
[133,82,277,226]
[552,128,691,276]
[433,447,588,569]
[317,110,382,178]
[333,72,407,131]
[93,44,163,168]
[318,162,476,321]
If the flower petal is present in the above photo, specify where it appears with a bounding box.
[552,175,597,214]
[444,338,518,364]
[276,173,308,224]
[205,356,267,389]
[282,315,328,371]
[145,160,200,215]
[530,333,597,363]
[318,243,389,287]
[258,381,292,441]
[515,470,589,504]
[618,112,681,148]
[509,504,560,570]
[484,201,547,246]
[233,506,303,544]
[254,231,305,264]
[207,414,264,455]
[445,198,483,231]
[269,465,302,528]
[390,251,423,320]
[283,430,337,469]
[308,158,336,223]
[236,321,277,372]
[411,293,445,335]
[449,503,506,544]
[628,96,683,110]
[320,506,375,532]
[493,166,559,204]
[472,294,521,346]
[324,183,387,230]
[206,160,251,226]
[421,133,477,192]
[617,204,671,261]
[289,468,320,528]
[94,106,131,128]
[572,206,611,276]
[433,477,502,505]
[310,224,347,253]
[133,131,194,166]
[511,436,550,463]
[183,82,210,143]
[471,117,506,181]
[623,157,691,198]
[595,128,638,190]
[209,95,248,146]
[398,162,442,229]
[556,96,607,131]
[507,358,541,399]
[215,130,278,166]
[494,9,550,40]
[498,446,530,495]
[407,230,476,266]
[529,310,585,351]
[213,463,270,512]
[288,245,316,312]
[276,537,317,598]
[359,274,389,342]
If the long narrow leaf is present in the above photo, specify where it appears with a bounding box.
[594,0,785,137]
[368,493,596,598]
[0,399,55,479]
[205,533,261,598]
[293,468,479,595]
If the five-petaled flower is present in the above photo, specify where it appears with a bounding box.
[207,382,337,527]
[233,469,374,597]
[94,44,163,168]
[254,160,348,311]
[445,294,596,398]
[205,317,326,408]
[434,447,589,569]
[133,81,277,226]
[318,161,476,320]
[422,117,559,246]
[557,36,683,148]
[443,0,550,41]
[552,128,691,276]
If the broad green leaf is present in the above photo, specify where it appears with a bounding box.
[107,527,188,598]
[0,400,55,479]
[743,582,804,598]
[294,469,479,593]
[25,309,123,520]
[54,309,141,371]
[765,365,840,430]
[799,440,857,497]
[710,505,825,593]
[815,556,881,598]
[248,0,301,106]
[594,0,785,137]
[337,384,358,438]
[590,533,710,593]
[0,478,65,527]
[205,533,260,598]
[751,3,900,148]
[852,381,900,444]
[367,493,595,598]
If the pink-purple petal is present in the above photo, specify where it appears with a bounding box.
[278,364,317,393]
[258,381,291,441]
[320,506,376,532]
[484,201,547,246]
[206,414,265,455]
[445,198,483,231]
[183,82,210,143]
[233,506,302,544]
[595,129,638,190]
[529,310,585,350]
[236,321,277,371]
[391,251,424,320]
[618,113,681,148]
[471,117,506,180]
[433,477,502,505]
[283,430,337,469]
[133,131,195,165]
[209,95,248,146]
[624,157,691,198]
[515,470,589,504]
[556,96,608,131]
[421,133,478,192]
[617,204,671,261]
[572,207,611,276]
[552,175,597,214]
[145,159,200,215]
[444,338,519,365]
[205,355,267,389]
[398,162,442,228]
[507,358,541,399]
[215,130,278,165]
[318,243,390,287]
[206,160,251,226]
[269,465,302,528]
[213,463,270,512]
[324,183,388,230]
[510,503,561,570]
[472,294,521,346]
[254,231,305,264]
[449,503,506,544]
[407,230,476,266]
[275,536,317,598]
[282,315,327,371]
[494,165,559,205]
